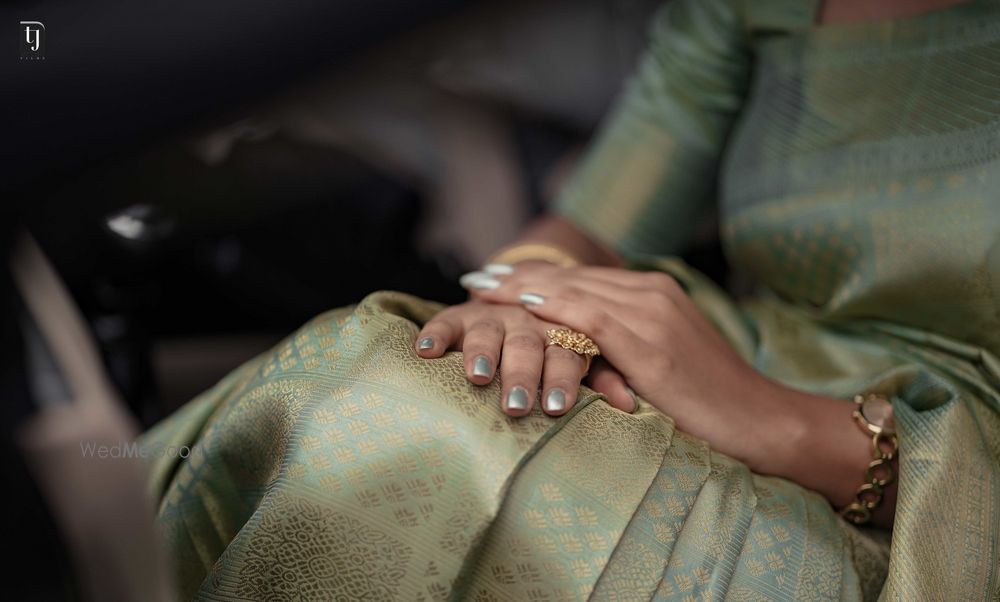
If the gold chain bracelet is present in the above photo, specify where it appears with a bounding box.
[841,393,898,525]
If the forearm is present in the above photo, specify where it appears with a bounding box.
[496,214,623,268]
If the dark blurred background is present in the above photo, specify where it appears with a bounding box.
[3,0,693,422]
[1,1,730,597]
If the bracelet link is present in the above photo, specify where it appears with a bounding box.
[840,393,898,525]
[841,502,871,525]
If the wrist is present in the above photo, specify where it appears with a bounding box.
[737,378,813,477]
[775,388,895,518]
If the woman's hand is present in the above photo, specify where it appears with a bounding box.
[467,263,898,527]
[470,264,798,473]
[414,285,637,417]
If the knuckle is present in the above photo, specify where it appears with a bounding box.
[427,308,452,324]
[437,305,468,324]
[561,286,588,304]
[582,310,610,337]
[549,378,580,395]
[423,316,451,335]
[543,344,569,361]
[505,332,542,352]
[645,271,680,293]
[650,291,679,320]
[502,359,538,383]
[653,353,675,374]
[508,310,538,328]
[470,318,504,338]
[544,345,583,370]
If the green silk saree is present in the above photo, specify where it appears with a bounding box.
[142,0,1000,599]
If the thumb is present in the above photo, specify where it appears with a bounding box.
[585,359,638,413]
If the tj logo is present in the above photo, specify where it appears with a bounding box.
[19,21,45,60]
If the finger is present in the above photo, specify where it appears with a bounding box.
[416,312,462,358]
[499,328,545,416]
[497,267,686,312]
[575,269,703,325]
[466,266,556,303]
[555,271,721,348]
[531,278,658,310]
[458,270,503,292]
[474,270,658,313]
[585,359,638,413]
[461,318,504,385]
[482,263,516,276]
[540,344,586,416]
[518,292,655,367]
[572,266,686,296]
[514,271,720,355]
[462,262,562,296]
[458,263,535,292]
[513,279,689,346]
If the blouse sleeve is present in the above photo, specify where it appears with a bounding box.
[554,0,751,259]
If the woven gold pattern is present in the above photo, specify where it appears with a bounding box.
[143,0,999,599]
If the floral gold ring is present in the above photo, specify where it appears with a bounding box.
[545,328,600,374]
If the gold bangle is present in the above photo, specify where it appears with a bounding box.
[487,243,580,268]
[841,394,898,525]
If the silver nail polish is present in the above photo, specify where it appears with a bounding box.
[483,263,515,275]
[418,337,434,350]
[505,386,530,411]
[543,389,567,413]
[520,292,545,306]
[459,271,491,288]
[472,355,492,378]
[470,277,500,290]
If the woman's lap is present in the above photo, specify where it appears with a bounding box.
[141,291,888,601]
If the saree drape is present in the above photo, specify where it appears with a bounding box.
[142,283,893,601]
[142,0,1000,599]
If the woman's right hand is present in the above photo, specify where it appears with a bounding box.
[415,297,637,417]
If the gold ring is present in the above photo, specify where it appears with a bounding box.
[546,328,600,373]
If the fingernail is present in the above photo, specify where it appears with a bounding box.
[483,263,514,275]
[626,387,639,413]
[472,355,492,378]
[418,337,435,350]
[459,271,501,290]
[505,386,530,411]
[470,277,500,290]
[520,292,545,306]
[543,389,566,413]
[459,271,489,287]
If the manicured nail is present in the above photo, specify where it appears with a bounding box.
[418,337,435,350]
[543,389,566,413]
[505,386,530,411]
[470,277,500,290]
[483,263,514,275]
[459,271,489,287]
[520,292,545,306]
[459,271,500,290]
[626,387,639,413]
[472,355,492,378]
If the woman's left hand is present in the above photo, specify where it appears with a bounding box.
[469,264,798,473]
